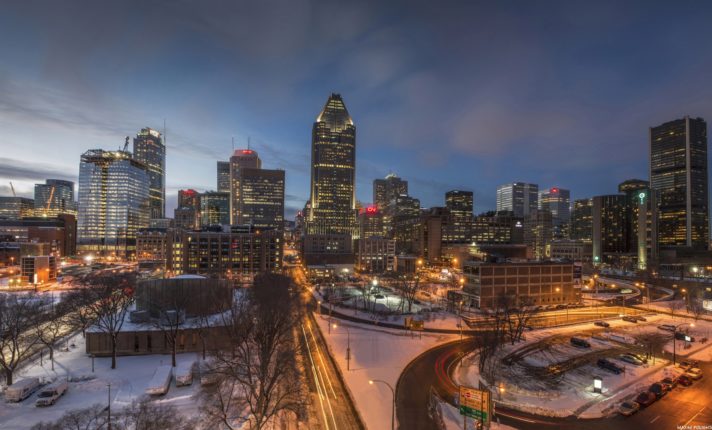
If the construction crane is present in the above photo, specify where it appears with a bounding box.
[122,136,130,152]
[9,181,16,197]
[45,185,56,216]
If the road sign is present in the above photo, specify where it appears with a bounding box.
[459,386,490,424]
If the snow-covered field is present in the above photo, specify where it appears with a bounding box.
[453,313,712,420]
[0,334,201,430]
[314,314,457,430]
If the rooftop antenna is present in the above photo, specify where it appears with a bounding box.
[232,136,235,153]
[247,136,251,150]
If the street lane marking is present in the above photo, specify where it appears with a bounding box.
[683,406,706,427]
[650,415,660,423]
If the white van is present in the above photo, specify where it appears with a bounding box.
[176,360,197,387]
[145,365,173,396]
[5,378,40,402]
[35,380,68,406]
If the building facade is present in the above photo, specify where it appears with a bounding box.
[232,168,285,230]
[217,161,231,193]
[496,182,538,218]
[571,198,593,242]
[77,149,150,257]
[444,190,474,243]
[0,214,77,257]
[471,211,524,244]
[373,174,408,210]
[650,116,708,249]
[200,191,230,226]
[591,194,628,264]
[306,94,356,237]
[33,179,77,218]
[355,237,395,273]
[0,197,35,220]
[229,149,262,224]
[133,128,165,219]
[523,209,553,260]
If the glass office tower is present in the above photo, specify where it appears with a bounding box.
[133,128,165,219]
[34,179,77,217]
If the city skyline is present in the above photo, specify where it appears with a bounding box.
[3,1,712,218]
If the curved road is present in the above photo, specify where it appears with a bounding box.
[396,338,712,429]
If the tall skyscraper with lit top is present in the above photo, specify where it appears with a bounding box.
[133,128,165,219]
[306,93,356,236]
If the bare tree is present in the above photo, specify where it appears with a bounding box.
[83,274,135,369]
[0,294,43,385]
[30,404,109,430]
[508,296,536,344]
[205,273,306,430]
[62,289,97,337]
[34,298,71,371]
[117,397,196,430]
[395,274,421,313]
[688,292,705,321]
[669,300,684,320]
[142,287,193,367]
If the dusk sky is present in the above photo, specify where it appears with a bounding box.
[2,1,712,217]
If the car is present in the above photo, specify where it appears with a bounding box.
[649,383,668,398]
[598,358,623,374]
[632,315,647,322]
[594,321,610,328]
[571,337,591,348]
[622,316,638,323]
[658,324,676,332]
[634,391,656,407]
[661,376,678,388]
[618,401,640,416]
[676,360,698,371]
[677,374,693,386]
[657,381,672,393]
[685,368,703,380]
[35,380,68,407]
[619,354,644,366]
[674,332,695,342]
[374,294,385,299]
[623,352,648,364]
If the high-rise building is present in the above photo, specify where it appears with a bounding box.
[496,182,538,218]
[306,93,356,236]
[217,161,231,193]
[571,198,593,242]
[538,187,570,225]
[591,194,628,264]
[33,179,77,218]
[358,205,385,239]
[199,191,230,226]
[650,116,708,248]
[471,211,524,244]
[77,149,150,257]
[388,194,421,253]
[373,174,408,210]
[0,197,35,219]
[232,168,285,230]
[523,209,552,260]
[0,214,77,256]
[133,128,165,219]
[444,190,474,243]
[229,149,262,224]
[174,189,200,230]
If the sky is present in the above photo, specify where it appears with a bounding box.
[2,0,712,218]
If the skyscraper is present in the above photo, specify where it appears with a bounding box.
[650,116,708,248]
[217,161,231,193]
[571,198,593,242]
[133,128,165,219]
[306,93,356,236]
[77,149,150,257]
[229,149,262,224]
[0,197,35,219]
[444,190,474,243]
[34,179,77,217]
[373,174,408,210]
[200,191,230,226]
[232,168,285,230]
[496,182,538,218]
[538,187,570,239]
[591,194,628,264]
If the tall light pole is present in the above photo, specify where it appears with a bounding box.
[107,383,112,430]
[369,379,395,430]
[334,323,351,370]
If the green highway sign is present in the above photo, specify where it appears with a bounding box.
[458,385,491,424]
[459,405,488,420]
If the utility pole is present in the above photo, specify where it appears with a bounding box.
[107,383,112,430]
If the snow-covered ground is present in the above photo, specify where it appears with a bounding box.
[0,334,202,430]
[452,313,712,420]
[314,314,457,430]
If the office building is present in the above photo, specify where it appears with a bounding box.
[229,149,262,224]
[388,194,421,254]
[591,194,628,264]
[33,179,77,217]
[358,205,385,239]
[0,197,35,219]
[571,199,593,242]
[538,187,570,238]
[444,190,474,243]
[133,128,165,219]
[0,214,77,256]
[200,191,230,226]
[471,211,524,244]
[217,161,231,193]
[174,189,200,230]
[77,149,150,257]
[232,168,285,230]
[650,116,708,248]
[550,240,592,262]
[523,209,553,260]
[460,261,575,309]
[618,179,658,269]
[21,255,57,285]
[373,174,408,210]
[496,182,538,218]
[355,237,395,273]
[305,93,357,237]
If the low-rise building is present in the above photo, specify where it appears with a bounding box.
[550,239,592,262]
[21,255,57,285]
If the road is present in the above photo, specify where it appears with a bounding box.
[397,337,712,429]
[290,265,365,430]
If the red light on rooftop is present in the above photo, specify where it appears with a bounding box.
[241,150,254,154]
[551,187,559,193]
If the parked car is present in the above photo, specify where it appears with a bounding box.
[4,378,41,402]
[649,383,668,398]
[176,360,197,387]
[594,321,610,328]
[619,354,644,366]
[35,380,68,407]
[674,332,695,342]
[634,391,656,407]
[677,374,694,386]
[618,401,640,416]
[146,365,173,396]
[676,360,698,371]
[622,352,648,364]
[658,324,676,332]
[598,358,623,374]
[685,368,703,380]
[658,381,672,393]
[661,376,678,388]
[622,316,638,323]
[632,315,647,322]
[571,337,591,348]
[374,294,385,299]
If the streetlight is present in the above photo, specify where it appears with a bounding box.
[333,323,352,371]
[593,377,602,394]
[369,379,395,430]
